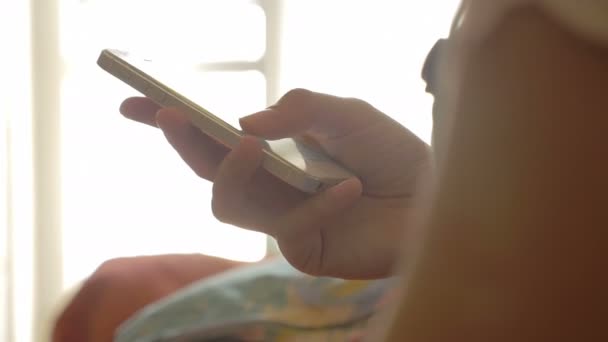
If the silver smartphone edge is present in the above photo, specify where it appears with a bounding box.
[97,49,330,193]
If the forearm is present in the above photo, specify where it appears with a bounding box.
[381,6,608,341]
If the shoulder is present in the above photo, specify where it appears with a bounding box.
[456,0,608,46]
[538,1,608,45]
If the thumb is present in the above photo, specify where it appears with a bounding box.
[239,88,320,139]
[239,107,293,139]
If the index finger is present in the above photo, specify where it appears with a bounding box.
[238,89,386,140]
[119,97,162,127]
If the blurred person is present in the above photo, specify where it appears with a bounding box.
[54,1,608,341]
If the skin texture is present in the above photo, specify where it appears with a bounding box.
[54,4,608,341]
[380,5,608,341]
[52,92,431,341]
[118,90,430,279]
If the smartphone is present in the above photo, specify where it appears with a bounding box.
[97,49,354,193]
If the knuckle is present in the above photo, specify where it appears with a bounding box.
[83,258,132,293]
[280,88,312,105]
[192,166,212,180]
[94,257,131,276]
[211,196,233,224]
[344,97,374,111]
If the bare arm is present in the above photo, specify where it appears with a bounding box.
[381,6,608,341]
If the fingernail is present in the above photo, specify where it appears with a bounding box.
[151,108,162,128]
[119,100,132,116]
[238,113,256,127]
[328,178,362,199]
[154,108,167,127]
[239,109,273,128]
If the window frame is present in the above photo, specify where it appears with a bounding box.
[26,0,284,340]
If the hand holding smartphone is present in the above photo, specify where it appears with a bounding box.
[97,49,354,193]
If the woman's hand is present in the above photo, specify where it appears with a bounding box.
[119,89,430,278]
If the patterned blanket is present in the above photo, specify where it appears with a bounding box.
[115,258,397,341]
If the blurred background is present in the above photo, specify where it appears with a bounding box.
[0,0,459,340]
